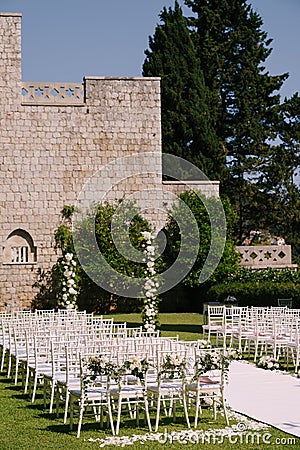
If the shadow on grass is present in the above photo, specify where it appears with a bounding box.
[160,324,201,334]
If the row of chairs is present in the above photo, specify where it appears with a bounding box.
[0,310,229,437]
[67,345,228,437]
[203,305,300,371]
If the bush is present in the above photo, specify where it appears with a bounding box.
[205,280,300,308]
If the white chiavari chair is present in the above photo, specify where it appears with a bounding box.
[147,349,190,432]
[186,347,229,428]
[69,352,115,438]
[202,305,225,344]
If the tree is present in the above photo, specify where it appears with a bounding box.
[184,0,288,240]
[33,202,158,314]
[163,191,240,293]
[251,93,300,258]
[143,1,294,242]
[142,1,224,181]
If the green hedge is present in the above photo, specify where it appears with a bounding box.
[205,281,300,308]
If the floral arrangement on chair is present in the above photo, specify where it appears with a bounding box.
[256,355,281,371]
[196,339,212,349]
[193,348,242,381]
[86,355,119,382]
[122,356,149,383]
[85,355,149,385]
[159,353,187,379]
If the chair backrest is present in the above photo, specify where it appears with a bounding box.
[156,349,187,382]
[207,305,225,326]
[278,298,292,309]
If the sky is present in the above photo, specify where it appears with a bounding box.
[0,0,299,100]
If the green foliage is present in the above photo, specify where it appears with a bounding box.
[227,267,300,284]
[33,202,157,314]
[73,201,153,313]
[206,280,300,308]
[163,191,240,290]
[143,0,300,253]
[206,267,300,307]
[143,1,223,181]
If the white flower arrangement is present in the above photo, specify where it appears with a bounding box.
[58,252,79,310]
[141,231,160,332]
[160,353,187,379]
[256,355,281,371]
[196,339,212,349]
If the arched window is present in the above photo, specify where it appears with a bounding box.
[3,229,37,264]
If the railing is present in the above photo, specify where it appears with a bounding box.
[21,82,84,105]
[236,245,297,269]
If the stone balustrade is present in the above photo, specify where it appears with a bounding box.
[21,82,84,105]
[236,245,298,269]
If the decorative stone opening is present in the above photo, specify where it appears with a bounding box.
[2,229,37,264]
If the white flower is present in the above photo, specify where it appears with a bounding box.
[62,293,68,301]
[141,231,152,241]
[64,270,73,277]
[99,356,109,368]
[66,303,75,310]
[170,354,183,366]
[69,287,77,295]
[146,245,155,254]
[65,253,73,261]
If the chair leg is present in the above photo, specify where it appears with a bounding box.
[76,400,85,438]
[64,389,70,424]
[182,391,190,428]
[194,393,200,428]
[115,398,123,435]
[144,395,152,432]
[154,394,162,432]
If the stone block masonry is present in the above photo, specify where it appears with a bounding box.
[0,13,219,309]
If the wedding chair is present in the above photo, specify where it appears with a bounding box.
[55,341,83,423]
[0,315,12,372]
[125,326,143,337]
[186,348,229,427]
[26,332,52,403]
[43,339,69,413]
[265,314,294,360]
[109,352,152,435]
[202,305,225,344]
[246,311,273,361]
[11,324,28,385]
[216,306,244,348]
[69,353,115,438]
[147,349,190,431]
[285,319,300,372]
[230,307,254,351]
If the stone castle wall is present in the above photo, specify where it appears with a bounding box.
[0,13,219,310]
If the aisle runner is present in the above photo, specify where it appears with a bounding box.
[225,361,300,437]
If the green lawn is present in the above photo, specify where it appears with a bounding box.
[104,312,204,341]
[0,313,298,449]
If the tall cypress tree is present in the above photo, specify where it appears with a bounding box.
[142,1,224,180]
[185,0,288,240]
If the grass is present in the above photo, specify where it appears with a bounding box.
[0,313,298,449]
[104,312,204,341]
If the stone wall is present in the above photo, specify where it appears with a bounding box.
[236,245,298,269]
[0,13,219,310]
